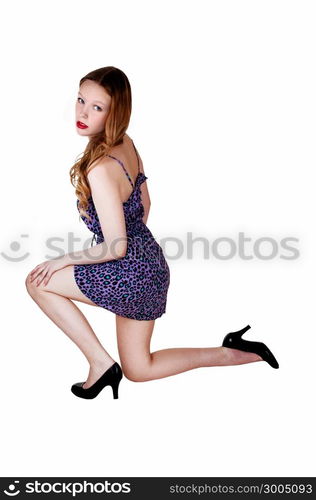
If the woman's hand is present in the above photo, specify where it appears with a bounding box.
[27,256,68,287]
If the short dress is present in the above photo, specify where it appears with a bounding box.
[73,140,170,321]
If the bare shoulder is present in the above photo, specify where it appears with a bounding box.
[87,154,114,175]
[86,156,121,191]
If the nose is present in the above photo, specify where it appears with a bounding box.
[80,109,88,119]
[79,103,88,119]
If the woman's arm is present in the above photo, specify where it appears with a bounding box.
[62,240,126,267]
[64,161,128,266]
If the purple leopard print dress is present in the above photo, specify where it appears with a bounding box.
[73,140,170,320]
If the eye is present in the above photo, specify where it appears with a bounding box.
[77,97,102,111]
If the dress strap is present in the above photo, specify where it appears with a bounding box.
[106,154,134,188]
[131,139,140,174]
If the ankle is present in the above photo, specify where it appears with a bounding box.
[90,355,115,370]
[199,346,231,367]
[222,346,235,365]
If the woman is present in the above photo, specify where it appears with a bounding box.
[25,66,279,400]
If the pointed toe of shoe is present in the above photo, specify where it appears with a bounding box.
[265,349,279,369]
[70,381,96,398]
[72,382,85,388]
[71,382,96,399]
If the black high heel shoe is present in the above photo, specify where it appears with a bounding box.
[71,362,123,399]
[222,324,279,369]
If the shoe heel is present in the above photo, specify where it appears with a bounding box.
[232,324,251,339]
[111,379,121,399]
[222,324,251,346]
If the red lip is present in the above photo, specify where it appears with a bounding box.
[77,121,88,129]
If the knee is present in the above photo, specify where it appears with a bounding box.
[25,273,38,294]
[121,363,151,382]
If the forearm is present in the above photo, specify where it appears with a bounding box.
[62,241,126,266]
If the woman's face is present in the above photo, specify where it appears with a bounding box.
[75,79,111,138]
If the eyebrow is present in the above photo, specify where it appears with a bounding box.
[78,91,106,106]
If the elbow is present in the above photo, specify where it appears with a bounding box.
[119,247,127,259]
[104,239,127,260]
[115,240,128,259]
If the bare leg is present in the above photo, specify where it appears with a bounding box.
[146,347,261,380]
[26,287,115,388]
[116,316,263,382]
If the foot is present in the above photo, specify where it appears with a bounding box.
[223,346,263,366]
[82,359,116,389]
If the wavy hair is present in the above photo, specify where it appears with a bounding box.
[69,66,132,221]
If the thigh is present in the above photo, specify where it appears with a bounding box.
[115,315,155,380]
[28,265,98,307]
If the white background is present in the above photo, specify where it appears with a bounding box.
[1,0,315,477]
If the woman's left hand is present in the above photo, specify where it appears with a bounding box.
[28,256,68,287]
